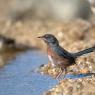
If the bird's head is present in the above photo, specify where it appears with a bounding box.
[38,34,59,46]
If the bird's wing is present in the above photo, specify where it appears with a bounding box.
[54,46,73,59]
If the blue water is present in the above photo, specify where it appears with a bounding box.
[0,50,57,95]
[0,50,94,95]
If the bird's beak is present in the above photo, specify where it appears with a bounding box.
[37,36,45,40]
[37,36,46,42]
[37,36,43,38]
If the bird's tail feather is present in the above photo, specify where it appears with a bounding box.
[72,46,95,58]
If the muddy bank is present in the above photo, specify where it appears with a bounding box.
[44,76,95,95]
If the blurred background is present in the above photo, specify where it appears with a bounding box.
[0,0,95,95]
[0,0,94,49]
[0,0,95,49]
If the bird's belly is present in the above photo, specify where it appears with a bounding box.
[53,56,71,68]
[48,54,70,68]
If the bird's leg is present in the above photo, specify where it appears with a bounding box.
[62,68,67,79]
[55,69,63,79]
[55,68,67,80]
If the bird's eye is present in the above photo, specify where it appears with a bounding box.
[45,35,50,38]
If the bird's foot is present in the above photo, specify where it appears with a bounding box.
[54,68,67,81]
[55,71,66,81]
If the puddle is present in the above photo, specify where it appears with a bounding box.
[0,50,57,95]
[63,73,94,79]
[0,50,94,95]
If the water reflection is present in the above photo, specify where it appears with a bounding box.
[0,41,36,68]
[64,73,94,79]
[0,49,21,68]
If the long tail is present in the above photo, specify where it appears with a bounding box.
[72,46,95,58]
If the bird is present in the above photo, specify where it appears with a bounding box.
[38,34,95,79]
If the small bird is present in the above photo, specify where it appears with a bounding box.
[38,34,95,79]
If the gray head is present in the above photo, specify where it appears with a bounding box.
[38,34,59,46]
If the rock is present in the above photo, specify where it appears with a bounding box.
[88,0,95,14]
[44,76,95,95]
[88,0,95,6]
[8,0,92,22]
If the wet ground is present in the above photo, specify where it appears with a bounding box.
[0,50,94,95]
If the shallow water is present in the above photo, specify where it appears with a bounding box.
[0,50,93,95]
[0,50,57,95]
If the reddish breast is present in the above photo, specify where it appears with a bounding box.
[47,47,53,56]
